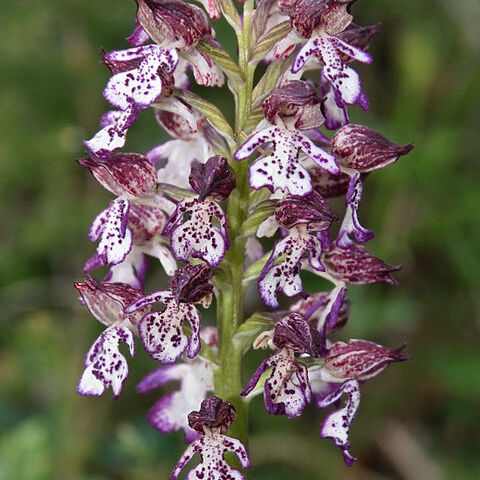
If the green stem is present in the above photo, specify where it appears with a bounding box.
[214,0,256,451]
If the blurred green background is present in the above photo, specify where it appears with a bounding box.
[1,0,479,479]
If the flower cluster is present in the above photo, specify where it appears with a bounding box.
[75,0,412,477]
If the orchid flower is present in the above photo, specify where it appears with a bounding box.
[235,126,339,195]
[125,264,214,364]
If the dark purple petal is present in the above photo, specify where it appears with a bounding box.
[324,339,408,382]
[262,80,324,130]
[273,312,323,357]
[278,0,297,15]
[188,396,236,434]
[189,155,236,202]
[77,325,135,399]
[169,264,214,304]
[324,286,348,331]
[318,379,360,466]
[275,191,338,230]
[290,0,331,39]
[75,277,149,328]
[136,0,212,49]
[323,243,401,285]
[331,124,414,172]
[78,153,158,198]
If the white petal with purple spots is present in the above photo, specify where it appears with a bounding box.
[235,126,339,196]
[88,198,133,266]
[242,349,311,418]
[84,107,137,160]
[104,46,178,110]
[126,291,201,364]
[259,225,324,308]
[164,198,229,268]
[318,379,360,466]
[171,432,250,480]
[77,325,135,399]
[292,33,371,107]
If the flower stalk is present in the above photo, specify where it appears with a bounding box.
[216,0,256,446]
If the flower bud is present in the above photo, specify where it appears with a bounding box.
[262,80,324,130]
[189,155,236,201]
[324,339,408,381]
[136,0,211,49]
[273,313,324,357]
[275,191,338,230]
[78,153,158,199]
[168,264,214,304]
[188,396,236,434]
[331,124,413,172]
[74,277,150,327]
[323,243,401,285]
